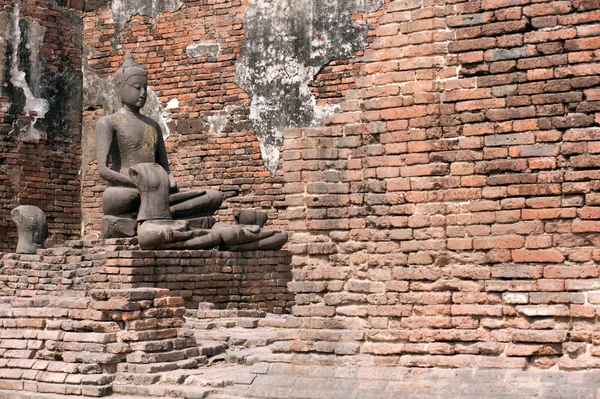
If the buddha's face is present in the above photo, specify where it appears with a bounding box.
[120,73,148,110]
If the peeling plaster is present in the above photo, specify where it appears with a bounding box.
[146,87,172,138]
[111,0,183,35]
[5,5,49,142]
[236,0,384,174]
[185,42,221,59]
[0,5,82,144]
[206,105,243,135]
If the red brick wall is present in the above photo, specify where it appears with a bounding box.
[79,0,600,367]
[281,0,600,369]
[0,0,82,252]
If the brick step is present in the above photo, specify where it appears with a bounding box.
[0,364,114,396]
[112,382,216,399]
[256,315,301,329]
[118,355,207,373]
[225,346,279,365]
[0,360,88,373]
[126,336,197,353]
[207,395,254,399]
[193,328,298,349]
[114,365,252,388]
[185,318,261,330]
[196,340,227,357]
[0,289,88,299]
[65,238,135,250]
[127,346,200,364]
[185,315,301,330]
[0,367,112,386]
[36,247,105,256]
[7,296,89,308]
[0,389,103,399]
[188,308,267,319]
[0,378,111,397]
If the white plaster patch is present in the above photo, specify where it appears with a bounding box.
[166,98,179,109]
[185,42,221,58]
[207,105,242,135]
[260,142,284,176]
[207,114,228,135]
[7,4,49,142]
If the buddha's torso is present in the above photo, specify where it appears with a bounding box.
[107,109,159,178]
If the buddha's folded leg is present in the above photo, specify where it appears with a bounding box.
[221,229,288,251]
[102,186,140,217]
[169,190,207,205]
[170,189,223,219]
[164,230,221,250]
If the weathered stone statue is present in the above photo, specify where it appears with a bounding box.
[10,205,47,254]
[130,162,287,251]
[96,52,222,238]
[96,52,287,251]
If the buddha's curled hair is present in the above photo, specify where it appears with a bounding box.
[115,51,146,88]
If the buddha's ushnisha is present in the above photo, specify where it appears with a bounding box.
[96,51,223,221]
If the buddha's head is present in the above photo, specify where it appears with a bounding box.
[116,51,148,110]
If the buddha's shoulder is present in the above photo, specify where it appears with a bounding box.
[96,112,124,127]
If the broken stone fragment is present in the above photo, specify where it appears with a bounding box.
[101,215,137,239]
[10,205,47,254]
[233,209,268,227]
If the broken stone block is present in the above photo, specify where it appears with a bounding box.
[10,205,48,254]
[101,215,137,239]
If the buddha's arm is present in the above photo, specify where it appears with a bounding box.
[96,117,135,187]
[154,122,178,192]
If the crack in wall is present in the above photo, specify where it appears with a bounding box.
[235,0,384,175]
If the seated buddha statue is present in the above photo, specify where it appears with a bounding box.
[96,52,222,237]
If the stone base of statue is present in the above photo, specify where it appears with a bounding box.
[0,234,293,397]
[102,215,138,238]
[101,214,216,239]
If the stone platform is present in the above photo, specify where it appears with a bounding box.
[0,239,293,312]
[0,239,294,398]
[1,239,599,399]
